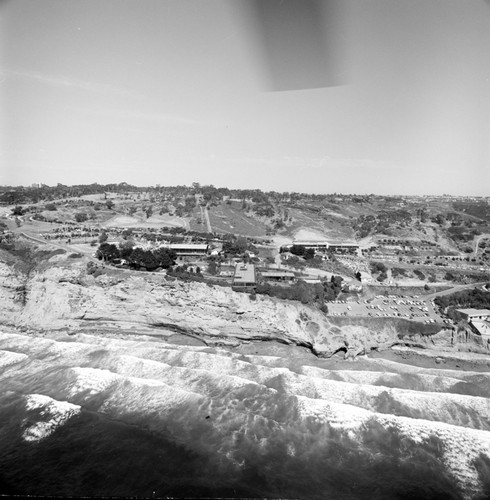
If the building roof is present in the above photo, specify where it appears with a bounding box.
[471,321,490,337]
[292,240,358,247]
[328,242,359,247]
[261,271,295,278]
[233,263,256,284]
[457,308,490,316]
[293,240,329,246]
[167,244,208,250]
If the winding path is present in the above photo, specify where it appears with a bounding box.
[201,205,212,233]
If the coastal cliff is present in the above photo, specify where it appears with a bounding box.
[0,240,480,358]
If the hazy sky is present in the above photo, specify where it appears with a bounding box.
[1,0,489,195]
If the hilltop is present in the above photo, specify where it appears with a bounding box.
[1,183,489,292]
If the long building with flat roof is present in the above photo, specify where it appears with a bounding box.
[165,243,209,255]
[457,308,490,321]
[292,240,329,249]
[260,270,295,282]
[287,240,359,252]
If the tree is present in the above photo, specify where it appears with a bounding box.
[119,240,135,259]
[128,248,158,270]
[75,212,88,223]
[304,248,316,260]
[371,262,387,273]
[153,247,176,269]
[96,243,120,261]
[207,260,218,275]
[11,206,24,216]
[106,200,115,210]
[290,245,306,256]
[99,231,108,244]
[122,229,133,240]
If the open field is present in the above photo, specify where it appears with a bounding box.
[206,202,268,237]
[283,207,355,241]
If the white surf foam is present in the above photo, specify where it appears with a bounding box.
[296,395,490,497]
[69,367,120,396]
[301,366,464,393]
[23,394,81,442]
[0,350,28,369]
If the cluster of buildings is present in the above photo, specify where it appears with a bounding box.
[231,264,296,290]
[285,240,360,254]
[457,308,490,345]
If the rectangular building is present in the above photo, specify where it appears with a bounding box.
[292,240,329,250]
[232,263,256,288]
[457,308,490,322]
[166,243,209,256]
[260,270,295,282]
[290,240,359,253]
[471,320,490,340]
[327,243,359,253]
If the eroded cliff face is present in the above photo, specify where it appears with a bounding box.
[0,242,472,358]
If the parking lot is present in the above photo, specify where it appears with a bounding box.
[327,295,449,324]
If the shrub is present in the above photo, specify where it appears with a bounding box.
[371,262,387,273]
[75,212,88,223]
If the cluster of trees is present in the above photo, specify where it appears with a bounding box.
[255,275,343,307]
[447,225,482,243]
[288,245,316,260]
[221,234,256,257]
[11,206,26,216]
[0,182,142,204]
[96,242,176,271]
[370,262,388,282]
[391,267,407,278]
[167,264,201,277]
[253,203,275,218]
[435,287,490,310]
[354,210,413,238]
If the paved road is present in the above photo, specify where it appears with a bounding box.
[424,282,489,300]
[202,206,212,233]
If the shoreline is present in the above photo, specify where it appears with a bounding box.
[2,322,489,375]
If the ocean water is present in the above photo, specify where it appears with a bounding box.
[1,330,489,499]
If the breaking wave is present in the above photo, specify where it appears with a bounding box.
[0,329,489,499]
